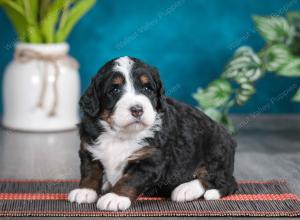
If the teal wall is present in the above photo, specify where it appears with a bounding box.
[1,0,300,114]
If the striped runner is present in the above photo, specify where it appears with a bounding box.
[0,179,299,217]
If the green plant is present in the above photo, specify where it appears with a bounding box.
[0,0,96,43]
[193,12,300,133]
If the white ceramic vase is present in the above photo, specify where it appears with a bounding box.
[2,43,80,132]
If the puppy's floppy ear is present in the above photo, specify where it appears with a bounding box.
[153,68,165,111]
[157,79,166,111]
[79,77,100,118]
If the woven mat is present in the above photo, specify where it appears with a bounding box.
[0,179,299,217]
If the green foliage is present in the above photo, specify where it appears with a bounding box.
[293,88,300,102]
[277,58,300,77]
[193,79,232,109]
[253,15,294,45]
[223,47,263,84]
[23,0,43,42]
[236,83,256,105]
[287,12,300,55]
[193,79,235,133]
[0,0,96,43]
[193,12,300,133]
[55,0,96,42]
[261,44,292,71]
[0,0,27,41]
[40,0,68,43]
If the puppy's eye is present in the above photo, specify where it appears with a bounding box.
[142,85,153,93]
[109,86,121,95]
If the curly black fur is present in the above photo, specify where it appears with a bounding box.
[77,56,237,200]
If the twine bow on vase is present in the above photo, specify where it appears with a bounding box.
[14,49,79,117]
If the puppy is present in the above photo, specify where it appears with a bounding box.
[68,56,237,211]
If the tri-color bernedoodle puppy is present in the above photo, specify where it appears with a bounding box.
[68,56,237,211]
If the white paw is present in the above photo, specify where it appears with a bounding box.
[68,188,98,204]
[204,189,221,200]
[171,180,205,202]
[97,192,131,211]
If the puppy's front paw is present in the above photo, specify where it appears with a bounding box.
[68,188,98,204]
[97,192,131,211]
[204,189,221,200]
[171,179,205,202]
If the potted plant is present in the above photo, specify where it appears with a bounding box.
[193,12,300,133]
[0,0,96,131]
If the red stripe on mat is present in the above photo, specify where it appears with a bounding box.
[223,193,299,201]
[0,179,80,183]
[0,193,298,201]
[0,193,163,201]
[0,210,299,217]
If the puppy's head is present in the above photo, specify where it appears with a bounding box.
[80,56,164,133]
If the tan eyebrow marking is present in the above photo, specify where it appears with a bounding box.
[112,75,124,85]
[139,75,150,84]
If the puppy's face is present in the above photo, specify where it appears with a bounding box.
[80,56,164,133]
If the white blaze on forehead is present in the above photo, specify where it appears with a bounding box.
[113,56,134,92]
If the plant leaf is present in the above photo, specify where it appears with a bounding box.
[0,0,24,14]
[220,115,235,134]
[39,0,51,21]
[234,46,260,62]
[57,0,74,33]
[261,44,292,71]
[0,0,27,41]
[27,0,39,21]
[277,58,300,77]
[253,15,293,44]
[193,79,232,109]
[203,108,223,123]
[55,0,96,42]
[240,83,256,95]
[223,46,263,83]
[235,82,256,106]
[40,0,67,43]
[203,108,235,133]
[287,11,300,55]
[292,88,300,102]
[22,0,42,42]
[236,93,249,105]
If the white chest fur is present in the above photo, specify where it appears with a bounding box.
[87,129,152,186]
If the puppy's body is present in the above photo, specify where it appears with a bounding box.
[69,56,237,211]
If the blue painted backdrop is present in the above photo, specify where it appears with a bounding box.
[1,0,300,114]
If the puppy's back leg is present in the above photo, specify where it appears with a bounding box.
[203,189,221,200]
[171,166,211,202]
[193,165,237,200]
[201,139,238,200]
[171,179,205,202]
[204,176,237,200]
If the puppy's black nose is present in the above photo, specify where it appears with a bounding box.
[130,105,143,118]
